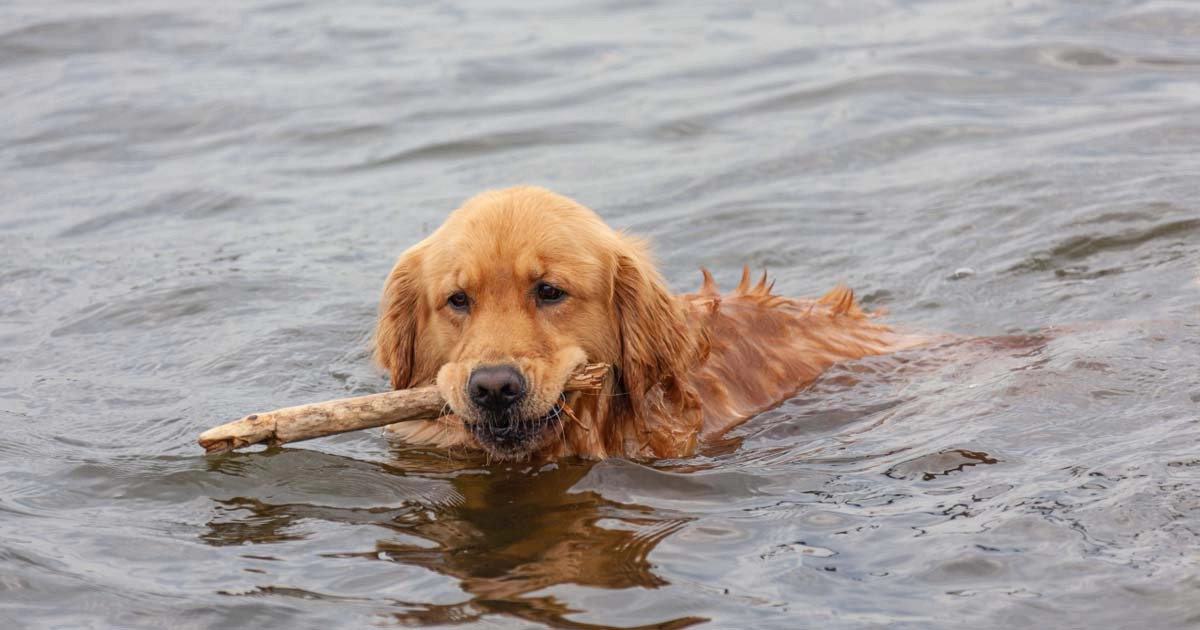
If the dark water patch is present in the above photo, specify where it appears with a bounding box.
[299,122,616,174]
[456,44,623,87]
[0,13,205,64]
[1008,217,1200,275]
[59,189,256,237]
[741,71,1074,119]
[0,266,48,287]
[281,122,393,147]
[1136,55,1200,68]
[391,75,638,121]
[1051,46,1121,69]
[11,100,279,168]
[650,118,709,140]
[1102,8,1200,39]
[49,279,298,337]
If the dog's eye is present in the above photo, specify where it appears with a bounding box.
[447,291,470,311]
[535,282,567,304]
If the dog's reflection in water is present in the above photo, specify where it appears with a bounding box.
[382,451,702,628]
[203,449,704,629]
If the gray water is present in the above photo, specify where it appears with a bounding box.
[2,1,1199,628]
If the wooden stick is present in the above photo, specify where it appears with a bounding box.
[198,363,610,454]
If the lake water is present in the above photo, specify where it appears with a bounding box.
[2,1,1199,628]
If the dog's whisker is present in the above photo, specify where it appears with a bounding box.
[586,391,629,399]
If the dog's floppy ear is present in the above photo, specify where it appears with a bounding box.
[612,235,698,418]
[374,249,423,390]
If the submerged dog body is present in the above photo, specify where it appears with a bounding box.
[374,186,910,461]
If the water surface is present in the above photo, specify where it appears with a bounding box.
[2,1,1199,628]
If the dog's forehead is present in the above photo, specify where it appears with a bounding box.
[426,188,618,294]
[441,233,609,293]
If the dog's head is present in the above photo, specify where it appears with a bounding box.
[374,186,694,460]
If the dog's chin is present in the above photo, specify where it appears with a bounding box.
[464,402,565,461]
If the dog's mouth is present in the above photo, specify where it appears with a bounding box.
[467,399,565,459]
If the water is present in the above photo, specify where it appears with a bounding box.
[2,0,1199,627]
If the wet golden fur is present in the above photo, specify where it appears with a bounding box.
[375,186,913,461]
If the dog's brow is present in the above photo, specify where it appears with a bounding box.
[453,269,472,290]
[526,267,545,282]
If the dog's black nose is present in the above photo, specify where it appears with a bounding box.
[468,365,526,412]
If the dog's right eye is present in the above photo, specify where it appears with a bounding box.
[535,282,567,304]
[447,291,470,311]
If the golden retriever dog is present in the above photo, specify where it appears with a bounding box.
[374,186,915,461]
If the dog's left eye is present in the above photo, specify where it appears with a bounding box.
[535,282,567,304]
[447,291,470,311]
